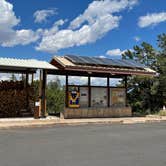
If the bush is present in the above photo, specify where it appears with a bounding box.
[159,110,166,116]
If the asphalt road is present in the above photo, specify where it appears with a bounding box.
[0,123,166,166]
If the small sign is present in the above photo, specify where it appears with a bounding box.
[35,101,40,106]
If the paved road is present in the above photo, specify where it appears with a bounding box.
[0,123,166,166]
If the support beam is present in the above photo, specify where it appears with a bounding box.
[88,75,91,107]
[65,74,69,107]
[41,70,47,117]
[39,70,42,116]
[25,72,29,110]
[125,75,128,106]
[31,73,34,85]
[107,76,110,107]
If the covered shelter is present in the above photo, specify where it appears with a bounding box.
[49,55,156,118]
[0,57,57,118]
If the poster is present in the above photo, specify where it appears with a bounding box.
[91,87,107,107]
[110,88,126,106]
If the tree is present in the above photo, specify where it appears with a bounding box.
[157,34,166,107]
[122,36,166,114]
[46,78,65,114]
[122,42,159,113]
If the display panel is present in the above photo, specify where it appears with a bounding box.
[91,87,107,107]
[110,88,126,106]
[68,86,80,108]
[79,87,88,107]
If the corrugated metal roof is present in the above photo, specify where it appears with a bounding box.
[0,57,57,70]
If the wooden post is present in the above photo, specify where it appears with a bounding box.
[25,72,29,110]
[31,73,34,85]
[125,75,127,106]
[65,74,69,107]
[41,69,47,117]
[107,76,110,107]
[39,70,42,116]
[88,75,91,107]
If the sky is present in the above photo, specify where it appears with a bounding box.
[0,0,166,62]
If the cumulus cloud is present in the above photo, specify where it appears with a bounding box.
[33,9,57,23]
[2,29,41,47]
[0,0,40,47]
[138,12,166,28]
[36,0,138,53]
[106,48,126,56]
[106,48,133,56]
[0,0,138,52]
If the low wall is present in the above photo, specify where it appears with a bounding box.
[61,107,132,119]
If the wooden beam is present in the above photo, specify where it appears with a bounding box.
[65,74,69,107]
[107,76,110,107]
[125,75,127,106]
[25,72,29,110]
[41,69,47,117]
[0,69,35,74]
[47,70,125,78]
[88,75,91,107]
[31,73,34,85]
[39,70,42,117]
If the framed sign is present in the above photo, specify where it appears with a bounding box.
[110,88,126,106]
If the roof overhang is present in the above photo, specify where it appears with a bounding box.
[0,57,57,73]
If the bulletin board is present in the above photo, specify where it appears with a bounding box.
[91,87,107,107]
[110,88,126,106]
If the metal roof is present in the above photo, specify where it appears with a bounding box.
[0,57,57,71]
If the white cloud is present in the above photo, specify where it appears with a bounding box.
[138,12,166,28]
[36,0,138,53]
[0,0,20,29]
[134,36,141,42]
[106,48,133,56]
[0,0,138,52]
[33,9,57,23]
[2,29,41,47]
[0,0,40,47]
[106,48,125,56]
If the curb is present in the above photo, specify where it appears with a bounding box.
[0,118,166,129]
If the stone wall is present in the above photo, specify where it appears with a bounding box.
[61,107,132,119]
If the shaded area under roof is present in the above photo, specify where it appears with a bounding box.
[0,57,57,73]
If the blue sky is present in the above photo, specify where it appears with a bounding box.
[0,0,166,61]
